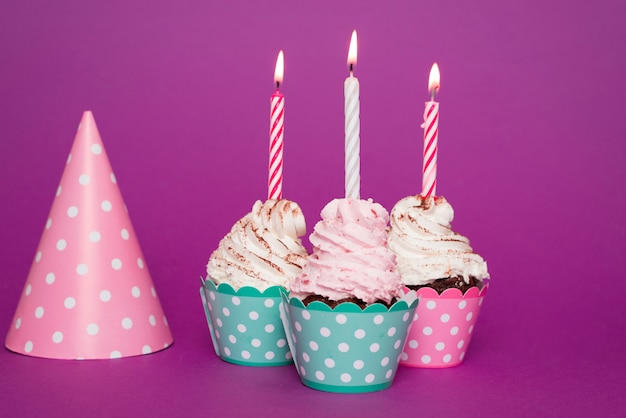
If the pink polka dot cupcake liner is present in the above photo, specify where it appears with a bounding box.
[201,279,293,366]
[279,292,418,393]
[5,111,173,359]
[400,285,488,368]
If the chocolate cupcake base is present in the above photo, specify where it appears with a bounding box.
[408,276,484,295]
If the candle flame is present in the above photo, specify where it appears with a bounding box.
[274,50,284,86]
[428,63,440,95]
[347,30,358,68]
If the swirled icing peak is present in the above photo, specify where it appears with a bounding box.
[290,198,403,304]
[387,195,489,286]
[207,199,308,290]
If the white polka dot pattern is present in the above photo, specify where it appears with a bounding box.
[281,296,418,393]
[201,281,292,366]
[400,286,488,368]
[4,111,173,360]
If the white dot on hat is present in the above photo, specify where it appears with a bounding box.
[423,326,433,336]
[34,306,44,318]
[309,341,319,351]
[52,331,63,344]
[241,350,251,359]
[387,327,397,337]
[354,329,366,339]
[86,323,99,335]
[15,317,21,329]
[111,258,122,270]
[320,327,331,337]
[299,365,306,376]
[341,373,352,383]
[421,355,432,364]
[223,347,231,356]
[403,312,410,322]
[408,339,418,349]
[121,318,133,329]
[89,231,101,243]
[324,358,335,368]
[45,272,55,284]
[394,339,402,349]
[121,229,130,240]
[443,354,452,363]
[90,143,102,154]
[24,341,34,353]
[249,311,259,320]
[149,315,156,326]
[302,352,310,362]
[301,310,311,320]
[338,343,350,352]
[67,206,79,218]
[373,315,384,325]
[426,300,437,310]
[142,346,152,354]
[101,200,112,212]
[231,296,241,306]
[78,174,90,185]
[25,284,32,296]
[251,339,261,348]
[45,218,52,229]
[265,324,275,333]
[151,287,157,298]
[56,239,67,251]
[66,154,72,164]
[315,371,325,381]
[450,326,459,335]
[131,286,141,298]
[353,360,364,370]
[435,342,445,351]
[99,290,111,302]
[336,314,348,324]
[458,340,465,349]
[466,312,473,321]
[237,324,246,333]
[277,339,286,348]
[110,173,117,184]
[365,374,375,383]
[264,299,275,308]
[385,369,394,379]
[294,321,302,332]
[440,313,451,323]
[110,351,122,359]
[137,258,144,269]
[381,357,390,366]
[163,316,169,326]
[64,297,76,309]
[370,343,380,353]
[458,300,467,309]
[265,351,275,360]
[76,264,88,276]
[56,186,62,197]
[35,251,42,263]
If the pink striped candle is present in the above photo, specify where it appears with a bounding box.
[421,63,440,197]
[269,50,285,200]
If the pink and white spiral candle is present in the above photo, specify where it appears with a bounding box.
[269,50,284,200]
[421,63,440,197]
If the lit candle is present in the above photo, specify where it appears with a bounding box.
[269,50,285,200]
[421,63,440,197]
[344,30,360,200]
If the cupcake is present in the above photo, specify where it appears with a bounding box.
[200,199,308,366]
[387,195,489,368]
[282,198,418,392]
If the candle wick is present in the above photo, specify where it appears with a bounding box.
[349,63,353,76]
[276,81,280,90]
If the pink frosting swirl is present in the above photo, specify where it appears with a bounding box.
[290,198,403,304]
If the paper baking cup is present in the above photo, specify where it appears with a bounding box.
[280,292,418,393]
[400,285,488,368]
[201,279,292,366]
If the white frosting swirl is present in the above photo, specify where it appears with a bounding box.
[387,195,489,286]
[207,199,308,290]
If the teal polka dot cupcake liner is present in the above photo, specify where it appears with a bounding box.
[279,291,418,393]
[200,278,292,366]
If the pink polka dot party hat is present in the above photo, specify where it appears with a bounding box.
[5,111,174,359]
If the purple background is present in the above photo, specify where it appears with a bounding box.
[1,0,625,416]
